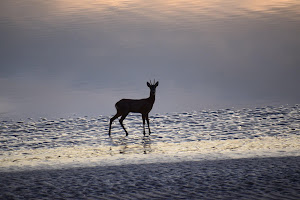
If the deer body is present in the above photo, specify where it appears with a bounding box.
[116,96,155,114]
[108,81,159,136]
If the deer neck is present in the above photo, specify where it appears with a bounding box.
[148,92,155,104]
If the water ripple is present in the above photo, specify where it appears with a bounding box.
[0,104,299,153]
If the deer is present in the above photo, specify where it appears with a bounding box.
[108,80,159,136]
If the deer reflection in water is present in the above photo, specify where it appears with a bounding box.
[109,80,159,136]
[142,136,152,154]
[108,136,152,155]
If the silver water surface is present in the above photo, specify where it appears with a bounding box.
[0,0,300,118]
[0,104,299,154]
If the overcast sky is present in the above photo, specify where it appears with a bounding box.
[1,0,300,118]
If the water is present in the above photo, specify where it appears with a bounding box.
[1,104,299,152]
[0,104,299,171]
[1,0,300,118]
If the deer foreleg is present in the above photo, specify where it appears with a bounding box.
[146,115,151,135]
[142,114,146,136]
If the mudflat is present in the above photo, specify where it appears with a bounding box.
[1,156,299,199]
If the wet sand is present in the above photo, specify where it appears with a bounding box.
[1,156,299,199]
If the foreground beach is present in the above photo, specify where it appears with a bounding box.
[1,156,299,199]
[0,135,299,199]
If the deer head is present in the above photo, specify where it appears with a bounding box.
[147,80,159,96]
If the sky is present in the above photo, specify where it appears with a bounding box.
[0,0,300,118]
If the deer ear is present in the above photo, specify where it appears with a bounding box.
[155,81,159,87]
[147,82,151,87]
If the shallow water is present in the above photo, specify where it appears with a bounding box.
[0,104,299,171]
[1,104,299,152]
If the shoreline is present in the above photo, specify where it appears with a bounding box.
[1,135,300,172]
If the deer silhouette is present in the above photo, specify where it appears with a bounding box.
[108,80,159,136]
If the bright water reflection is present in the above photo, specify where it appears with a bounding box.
[1,104,299,152]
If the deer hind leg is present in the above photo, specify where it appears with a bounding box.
[146,114,151,135]
[119,112,129,136]
[108,112,122,136]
